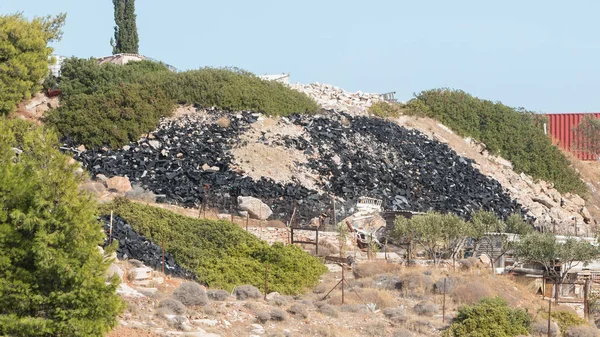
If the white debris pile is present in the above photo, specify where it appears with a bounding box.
[289,83,382,115]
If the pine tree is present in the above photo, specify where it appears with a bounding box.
[111,0,139,54]
[0,119,124,336]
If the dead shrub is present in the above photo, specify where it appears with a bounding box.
[565,326,599,337]
[451,282,493,305]
[433,276,457,294]
[354,261,402,279]
[372,274,403,291]
[458,259,473,271]
[340,304,360,313]
[216,116,230,128]
[314,283,332,294]
[269,295,293,307]
[173,282,208,306]
[256,310,271,323]
[362,322,387,337]
[154,307,173,319]
[319,304,339,318]
[203,306,216,316]
[532,320,560,337]
[288,303,309,319]
[207,289,230,301]
[393,328,415,337]
[235,285,262,300]
[413,301,437,317]
[158,298,186,315]
[270,308,287,321]
[328,288,394,309]
[384,307,407,323]
[403,271,433,297]
[408,319,434,335]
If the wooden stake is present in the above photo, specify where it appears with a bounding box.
[547,298,552,337]
[584,277,590,321]
[442,278,447,322]
[109,211,113,244]
[161,240,165,275]
[246,213,249,231]
[341,266,345,305]
[264,263,269,300]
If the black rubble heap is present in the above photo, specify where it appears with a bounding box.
[75,110,523,223]
[101,215,195,279]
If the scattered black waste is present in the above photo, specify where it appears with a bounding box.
[101,215,196,280]
[73,109,523,224]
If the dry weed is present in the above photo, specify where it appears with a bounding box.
[216,116,230,128]
[328,288,395,309]
[451,281,492,304]
[354,261,402,278]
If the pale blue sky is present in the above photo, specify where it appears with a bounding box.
[3,1,599,113]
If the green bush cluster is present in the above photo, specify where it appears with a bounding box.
[368,101,404,118]
[46,58,318,148]
[406,89,586,195]
[542,310,589,337]
[100,198,327,294]
[443,297,531,337]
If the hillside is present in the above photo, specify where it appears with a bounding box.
[64,83,596,235]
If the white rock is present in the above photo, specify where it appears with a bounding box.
[237,196,272,220]
[148,140,161,149]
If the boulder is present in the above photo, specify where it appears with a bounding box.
[80,182,107,195]
[532,196,556,209]
[237,196,272,220]
[106,176,132,193]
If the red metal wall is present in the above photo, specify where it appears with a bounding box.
[545,113,600,161]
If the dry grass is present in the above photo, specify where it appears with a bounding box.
[354,261,403,279]
[451,281,493,305]
[328,288,396,309]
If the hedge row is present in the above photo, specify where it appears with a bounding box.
[406,89,587,195]
[99,198,327,295]
[45,58,318,148]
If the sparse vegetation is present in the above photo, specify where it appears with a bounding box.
[573,115,600,160]
[100,198,327,294]
[406,89,587,195]
[565,325,599,337]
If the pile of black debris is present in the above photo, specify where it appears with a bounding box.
[101,215,195,279]
[73,109,523,224]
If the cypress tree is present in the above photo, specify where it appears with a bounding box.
[0,119,124,336]
[111,0,139,54]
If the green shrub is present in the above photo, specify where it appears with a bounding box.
[406,89,586,195]
[47,58,318,148]
[443,297,531,337]
[141,68,319,116]
[368,101,404,118]
[542,310,589,337]
[99,198,327,294]
[0,13,65,115]
[45,82,173,148]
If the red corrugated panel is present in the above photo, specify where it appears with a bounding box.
[545,113,600,160]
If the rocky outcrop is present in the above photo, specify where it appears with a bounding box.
[237,196,272,220]
[461,137,594,235]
